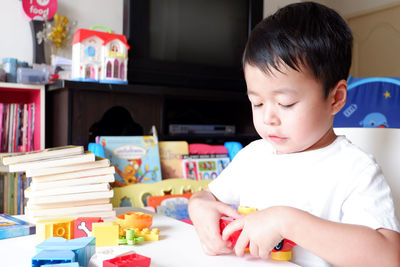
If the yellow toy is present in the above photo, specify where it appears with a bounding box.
[92,222,119,247]
[116,212,153,237]
[36,217,75,242]
[133,228,160,241]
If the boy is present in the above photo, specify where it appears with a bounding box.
[188,2,400,267]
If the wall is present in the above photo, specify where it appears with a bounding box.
[0,0,123,65]
[0,0,399,66]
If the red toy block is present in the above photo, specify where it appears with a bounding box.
[103,253,151,267]
[74,217,103,238]
[220,218,296,257]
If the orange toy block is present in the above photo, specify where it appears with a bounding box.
[92,222,119,247]
[117,212,152,236]
[36,217,75,242]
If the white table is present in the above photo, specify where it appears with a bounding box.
[0,208,299,267]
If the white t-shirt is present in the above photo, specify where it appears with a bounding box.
[209,136,400,267]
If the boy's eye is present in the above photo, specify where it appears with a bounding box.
[252,103,263,108]
[279,102,296,108]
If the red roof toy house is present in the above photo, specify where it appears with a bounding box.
[71,27,130,84]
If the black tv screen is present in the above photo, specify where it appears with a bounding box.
[123,0,263,91]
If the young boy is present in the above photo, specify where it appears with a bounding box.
[188,2,400,267]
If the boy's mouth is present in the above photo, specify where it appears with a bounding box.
[268,135,287,143]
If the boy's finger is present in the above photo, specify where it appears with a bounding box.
[217,203,241,219]
[222,218,243,241]
[234,229,250,257]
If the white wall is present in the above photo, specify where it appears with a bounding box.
[1,0,399,66]
[0,0,123,65]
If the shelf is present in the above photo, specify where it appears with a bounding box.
[0,82,45,151]
[48,80,247,100]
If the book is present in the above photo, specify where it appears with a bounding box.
[98,135,162,186]
[6,151,95,173]
[31,174,115,191]
[26,189,114,204]
[32,166,115,183]
[181,154,230,180]
[159,141,188,179]
[1,145,84,165]
[27,157,110,177]
[25,183,111,198]
[0,214,35,239]
[25,203,113,218]
[26,198,110,210]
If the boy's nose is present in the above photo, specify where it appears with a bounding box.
[263,106,280,125]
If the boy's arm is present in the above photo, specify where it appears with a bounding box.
[282,207,400,267]
[189,188,241,255]
[223,206,400,266]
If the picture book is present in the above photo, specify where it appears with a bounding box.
[25,203,113,218]
[181,154,230,180]
[98,136,162,186]
[159,141,188,179]
[26,157,110,177]
[1,145,84,165]
[0,214,35,239]
[7,151,95,173]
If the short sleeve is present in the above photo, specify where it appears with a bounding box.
[208,146,249,205]
[341,163,400,232]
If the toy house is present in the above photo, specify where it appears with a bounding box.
[71,28,130,84]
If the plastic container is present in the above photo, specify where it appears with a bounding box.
[16,67,47,84]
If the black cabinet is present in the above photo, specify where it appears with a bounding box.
[46,80,258,148]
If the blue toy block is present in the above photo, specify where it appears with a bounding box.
[40,263,79,267]
[36,237,95,267]
[32,250,75,267]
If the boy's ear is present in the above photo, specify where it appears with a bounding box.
[330,79,347,115]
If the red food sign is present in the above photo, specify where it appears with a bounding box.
[22,0,58,20]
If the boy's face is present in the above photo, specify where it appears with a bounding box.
[245,63,340,154]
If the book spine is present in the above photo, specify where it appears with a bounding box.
[0,173,4,213]
[0,103,3,151]
[9,172,14,215]
[27,103,32,152]
[3,173,8,214]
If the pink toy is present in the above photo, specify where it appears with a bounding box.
[189,143,228,155]
[73,217,103,238]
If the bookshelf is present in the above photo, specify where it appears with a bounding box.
[0,82,45,151]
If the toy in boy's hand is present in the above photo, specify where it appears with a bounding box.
[219,218,296,261]
[220,206,296,261]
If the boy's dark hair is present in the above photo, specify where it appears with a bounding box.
[243,2,353,98]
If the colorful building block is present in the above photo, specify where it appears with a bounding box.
[117,212,152,236]
[103,253,151,267]
[74,217,103,238]
[92,222,119,247]
[36,236,95,267]
[133,228,159,241]
[88,247,136,267]
[40,263,79,267]
[36,217,75,242]
[32,250,75,267]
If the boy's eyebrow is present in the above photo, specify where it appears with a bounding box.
[247,88,297,96]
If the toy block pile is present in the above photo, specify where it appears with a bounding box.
[0,145,116,221]
[32,212,157,266]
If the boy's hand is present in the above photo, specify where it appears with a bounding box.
[222,207,284,259]
[189,190,241,256]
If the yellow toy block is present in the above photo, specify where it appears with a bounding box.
[92,222,119,247]
[36,217,75,242]
[133,228,160,241]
